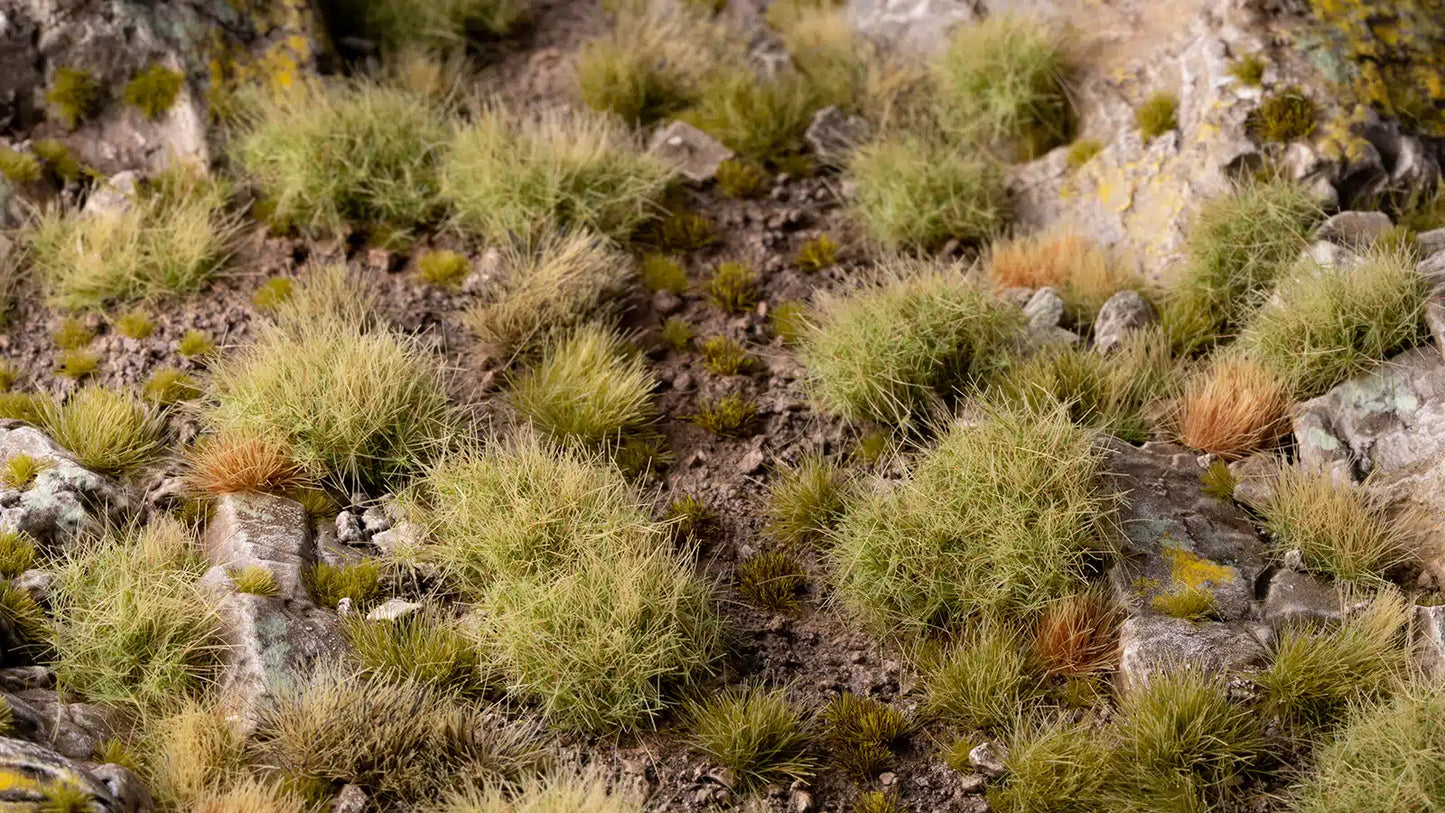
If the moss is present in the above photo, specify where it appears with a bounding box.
[737,550,806,609]
[714,159,769,198]
[124,64,186,119]
[53,318,94,351]
[1246,86,1318,142]
[251,277,294,310]
[46,67,102,130]
[1229,54,1266,87]
[659,317,692,352]
[31,140,83,184]
[0,147,41,184]
[417,250,469,288]
[689,393,757,436]
[177,330,215,358]
[1135,91,1179,140]
[1065,138,1104,170]
[795,234,837,271]
[640,254,688,294]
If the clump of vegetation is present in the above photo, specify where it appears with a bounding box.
[770,300,809,344]
[643,210,717,251]
[506,325,658,452]
[0,393,48,424]
[251,277,293,310]
[935,14,1072,157]
[763,454,846,546]
[665,494,717,542]
[1257,589,1411,730]
[305,561,382,610]
[0,147,40,184]
[820,692,911,779]
[232,79,450,238]
[113,309,154,340]
[925,618,1039,730]
[699,335,754,376]
[53,317,93,351]
[402,437,722,731]
[344,611,482,693]
[439,768,646,812]
[1065,137,1104,170]
[56,349,98,380]
[1176,353,1289,458]
[187,431,306,496]
[340,0,529,50]
[737,550,807,609]
[831,406,1114,633]
[659,316,692,351]
[41,387,163,476]
[228,565,280,596]
[51,518,220,711]
[1290,681,1445,812]
[46,67,101,130]
[1032,588,1120,677]
[251,667,543,808]
[1150,582,1217,620]
[31,139,82,184]
[686,683,814,789]
[177,329,215,358]
[1134,91,1179,139]
[683,72,816,161]
[847,132,1008,251]
[706,261,759,313]
[1229,54,1266,86]
[716,159,770,198]
[795,234,838,271]
[800,260,1021,429]
[29,170,239,310]
[989,715,1110,812]
[0,580,49,662]
[1200,460,1237,501]
[417,249,470,288]
[1257,467,1417,581]
[690,392,758,437]
[143,368,201,405]
[0,530,37,577]
[443,107,673,242]
[1162,175,1320,355]
[577,29,692,126]
[1246,86,1317,142]
[467,232,633,362]
[1237,245,1428,398]
[2,453,51,490]
[641,254,688,294]
[123,63,186,119]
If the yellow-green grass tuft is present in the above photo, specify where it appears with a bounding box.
[795,233,838,271]
[0,147,41,184]
[400,437,722,731]
[659,316,692,352]
[417,249,470,288]
[1257,467,1418,582]
[123,63,185,119]
[641,209,717,251]
[305,561,382,610]
[847,132,1008,251]
[42,387,164,476]
[686,683,814,789]
[1162,174,1321,356]
[1065,138,1104,170]
[53,317,93,351]
[0,393,49,425]
[442,107,674,242]
[0,580,49,662]
[770,300,809,344]
[853,791,906,813]
[665,494,718,542]
[51,518,221,711]
[1150,583,1217,620]
[737,550,806,609]
[705,261,759,313]
[924,617,1039,731]
[466,232,634,363]
[763,454,846,546]
[1200,460,1237,501]
[698,335,754,376]
[232,79,450,238]
[113,308,154,340]
[1236,245,1429,399]
[799,260,1021,429]
[56,349,98,380]
[1229,54,1266,87]
[640,254,688,294]
[689,392,758,437]
[31,140,82,184]
[935,14,1072,158]
[251,277,294,310]
[0,362,14,392]
[506,324,658,452]
[143,368,201,406]
[1134,91,1179,140]
[715,159,770,198]
[682,72,817,161]
[1246,86,1317,143]
[343,611,482,693]
[988,715,1110,812]
[820,692,911,780]
[2,453,52,490]
[46,67,101,130]
[0,530,37,577]
[227,564,279,596]
[342,0,528,50]
[177,329,215,358]
[829,405,1115,633]
[438,768,646,812]
[29,170,238,310]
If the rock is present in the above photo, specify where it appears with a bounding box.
[332,783,368,813]
[360,506,390,535]
[958,773,987,794]
[370,521,423,557]
[1023,287,1065,330]
[1117,615,1267,692]
[1025,325,1081,349]
[1093,290,1156,353]
[91,763,154,813]
[207,493,310,596]
[1263,569,1342,628]
[81,171,140,218]
[804,106,873,162]
[967,741,1006,778]
[648,121,733,183]
[7,693,117,760]
[12,569,52,606]
[848,0,980,53]
[0,425,133,547]
[1282,549,1306,572]
[1316,210,1393,248]
[1427,300,1445,357]
[1414,604,1445,680]
[652,289,682,316]
[1417,227,1445,258]
[0,736,126,810]
[789,787,813,812]
[1421,251,1445,291]
[1106,441,1267,622]
[335,510,365,544]
[737,447,766,475]
[365,598,422,622]
[998,287,1033,309]
[1308,239,1357,271]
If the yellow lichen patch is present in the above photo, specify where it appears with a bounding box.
[1306,0,1445,135]
[1160,544,1236,589]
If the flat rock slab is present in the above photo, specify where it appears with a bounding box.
[205,492,312,598]
[1263,569,1342,628]
[0,736,126,810]
[0,425,132,548]
[1105,441,1267,621]
[1118,615,1267,692]
[648,121,733,183]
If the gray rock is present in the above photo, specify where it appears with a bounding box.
[1417,227,1445,258]
[0,425,132,547]
[1093,290,1156,353]
[1307,239,1357,271]
[1414,604,1445,680]
[648,121,734,183]
[1421,251,1445,290]
[1106,441,1266,622]
[81,171,140,218]
[335,510,365,545]
[365,598,422,622]
[1025,325,1081,349]
[207,493,310,597]
[1023,287,1065,330]
[360,505,390,534]
[1316,210,1392,248]
[1228,452,1277,511]
[12,569,52,606]
[370,521,424,557]
[0,736,128,810]
[848,0,980,53]
[1264,569,1342,628]
[1428,299,1445,357]
[1117,615,1267,692]
[804,106,873,163]
[91,763,155,813]
[5,692,118,760]
[967,741,1006,778]
[332,783,368,813]
[1282,549,1306,572]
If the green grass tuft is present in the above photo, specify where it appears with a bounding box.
[659,316,693,352]
[1150,583,1217,620]
[227,565,279,596]
[800,260,1021,429]
[686,683,814,789]
[2,453,52,490]
[31,140,82,184]
[123,63,185,119]
[737,550,806,609]
[698,335,754,376]
[705,261,759,313]
[0,580,49,662]
[343,0,528,49]
[715,159,770,198]
[1065,138,1105,170]
[113,308,154,340]
[1229,54,1266,87]
[641,254,688,294]
[770,300,809,344]
[176,329,215,358]
[988,715,1110,813]
[46,67,101,130]
[763,454,846,546]
[42,387,163,476]
[1246,86,1317,143]
[1257,467,1417,582]
[924,617,1039,730]
[0,393,48,424]
[1200,460,1237,501]
[142,368,201,406]
[251,277,294,310]
[853,791,906,813]
[830,405,1114,633]
[439,768,646,812]
[689,392,758,437]
[847,132,1008,251]
[417,249,470,288]
[665,494,717,542]
[56,349,97,380]
[443,107,673,242]
[343,611,482,693]
[53,317,93,351]
[0,531,37,577]
[0,147,41,184]
[642,210,717,251]
[1135,91,1179,139]
[682,72,816,161]
[820,692,911,779]
[795,233,838,271]
[306,561,382,609]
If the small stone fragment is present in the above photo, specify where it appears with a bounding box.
[648,121,733,183]
[332,783,367,813]
[1093,290,1156,353]
[335,510,365,544]
[804,106,873,162]
[365,598,422,622]
[968,741,1006,777]
[360,505,390,534]
[1023,287,1065,329]
[1316,210,1392,247]
[1414,604,1445,680]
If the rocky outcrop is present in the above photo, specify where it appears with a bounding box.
[0,423,133,548]
[0,735,142,811]
[649,121,734,183]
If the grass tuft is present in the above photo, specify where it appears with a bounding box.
[0,393,49,424]
[46,67,101,130]
[686,683,814,789]
[706,261,759,313]
[987,231,1142,327]
[763,454,846,546]
[56,349,98,380]
[343,611,482,693]
[1065,138,1104,170]
[1176,354,1289,458]
[304,561,382,610]
[1245,86,1317,142]
[177,329,215,358]
[770,300,809,344]
[417,249,470,288]
[665,495,717,542]
[1229,54,1266,86]
[0,530,37,577]
[795,234,838,271]
[143,368,201,405]
[699,335,754,376]
[683,72,816,161]
[227,565,279,596]
[1200,460,1237,501]
[641,210,717,251]
[42,387,163,476]
[641,254,688,294]
[820,692,910,779]
[1257,467,1417,582]
[113,309,154,340]
[344,0,528,49]
[439,768,645,812]
[0,147,41,184]
[659,316,692,351]
[53,317,93,351]
[989,715,1110,812]
[187,431,306,496]
[2,453,52,491]
[800,260,1021,429]
[689,392,758,437]
[124,63,185,119]
[0,580,49,662]
[1135,91,1179,140]
[737,550,807,609]
[847,132,1007,251]
[1033,588,1120,677]
[715,159,770,198]
[31,140,82,184]
[924,617,1039,730]
[1150,583,1217,620]
[251,277,293,310]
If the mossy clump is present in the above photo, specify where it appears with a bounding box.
[1135,91,1179,139]
[659,316,693,352]
[1065,137,1104,170]
[31,140,83,184]
[143,368,201,406]
[706,261,759,313]
[123,63,186,119]
[1245,86,1318,143]
[46,67,102,130]
[176,329,215,359]
[1229,54,1266,86]
[113,309,154,340]
[847,132,1008,251]
[686,684,814,789]
[698,335,754,376]
[251,277,294,311]
[665,494,718,543]
[1200,460,1237,501]
[799,260,1021,429]
[305,561,383,610]
[715,159,770,198]
[819,692,910,780]
[689,392,758,437]
[417,250,470,288]
[640,254,688,294]
[642,210,717,251]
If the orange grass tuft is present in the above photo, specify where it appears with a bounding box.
[187,431,308,496]
[1176,355,1290,459]
[986,231,1139,322]
[1033,589,1121,677]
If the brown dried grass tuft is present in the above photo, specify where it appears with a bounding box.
[985,231,1140,324]
[1176,354,1290,459]
[1033,588,1121,677]
[186,431,308,496]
